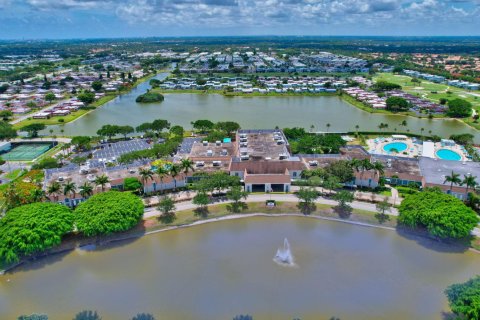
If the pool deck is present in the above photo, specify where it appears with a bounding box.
[367,136,469,161]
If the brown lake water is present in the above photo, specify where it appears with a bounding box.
[1,216,479,320]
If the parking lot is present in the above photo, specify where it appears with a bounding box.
[92,139,154,161]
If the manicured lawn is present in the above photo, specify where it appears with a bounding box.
[4,169,26,180]
[374,73,480,110]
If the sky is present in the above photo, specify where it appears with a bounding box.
[0,0,479,39]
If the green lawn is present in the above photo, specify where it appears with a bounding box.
[374,73,480,110]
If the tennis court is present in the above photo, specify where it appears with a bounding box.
[2,144,52,161]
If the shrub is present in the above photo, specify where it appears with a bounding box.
[75,191,144,236]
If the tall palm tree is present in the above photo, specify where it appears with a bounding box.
[79,182,94,199]
[139,167,154,193]
[156,166,169,193]
[169,164,181,192]
[461,174,477,195]
[444,171,461,192]
[47,181,61,202]
[355,124,359,134]
[180,158,195,175]
[94,175,109,192]
[326,123,331,132]
[63,181,77,204]
[372,161,385,181]
[360,158,373,183]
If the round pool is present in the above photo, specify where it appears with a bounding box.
[383,142,408,153]
[436,149,462,161]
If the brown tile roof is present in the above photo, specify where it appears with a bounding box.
[244,173,291,184]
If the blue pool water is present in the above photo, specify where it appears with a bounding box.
[223,138,232,143]
[436,149,462,161]
[383,142,408,153]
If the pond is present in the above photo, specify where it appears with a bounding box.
[1,216,479,319]
[44,74,480,142]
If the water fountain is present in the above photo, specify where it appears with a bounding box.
[274,238,295,267]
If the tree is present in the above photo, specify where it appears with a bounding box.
[386,96,410,112]
[71,136,92,151]
[79,182,94,199]
[31,157,60,170]
[44,92,56,102]
[180,158,195,175]
[118,125,134,139]
[96,124,120,140]
[461,175,477,195]
[136,122,154,134]
[191,119,215,133]
[215,121,240,137]
[139,167,154,193]
[444,171,461,192]
[151,119,170,133]
[131,314,155,320]
[375,198,392,223]
[63,181,77,203]
[295,187,319,214]
[156,166,169,193]
[0,110,13,121]
[193,191,210,216]
[398,190,479,239]
[158,196,176,222]
[18,314,49,320]
[94,175,109,192]
[322,175,341,196]
[372,81,402,92]
[325,160,354,183]
[91,80,103,92]
[47,181,61,202]
[75,191,144,236]
[20,123,46,138]
[169,163,181,191]
[445,276,480,320]
[169,125,184,137]
[0,121,17,139]
[450,133,474,146]
[0,203,74,263]
[73,310,101,320]
[124,177,142,192]
[77,91,95,105]
[333,190,354,216]
[447,99,472,118]
[226,185,249,213]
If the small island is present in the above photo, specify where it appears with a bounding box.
[135,91,165,103]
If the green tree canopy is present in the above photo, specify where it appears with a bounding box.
[445,276,480,320]
[91,80,103,92]
[447,99,472,118]
[398,190,479,239]
[386,96,410,112]
[372,81,402,92]
[0,121,17,139]
[77,91,95,105]
[0,203,74,263]
[123,177,142,192]
[215,121,240,137]
[74,191,144,237]
[191,119,215,133]
[20,123,46,138]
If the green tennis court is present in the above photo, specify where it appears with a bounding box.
[2,144,52,161]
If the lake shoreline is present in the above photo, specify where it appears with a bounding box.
[2,209,478,275]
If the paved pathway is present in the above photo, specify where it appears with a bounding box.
[144,193,399,219]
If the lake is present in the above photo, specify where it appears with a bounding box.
[1,216,479,319]
[45,74,480,142]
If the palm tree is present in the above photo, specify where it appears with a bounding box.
[180,158,195,175]
[169,164,181,192]
[360,158,373,182]
[32,188,46,202]
[94,175,109,192]
[79,182,94,199]
[461,174,477,195]
[310,124,315,132]
[63,181,77,204]
[47,181,61,202]
[355,124,359,134]
[444,171,461,192]
[156,166,169,193]
[139,167,154,193]
[420,127,425,139]
[326,123,331,132]
[372,161,385,181]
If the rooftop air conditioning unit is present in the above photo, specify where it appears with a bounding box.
[221,149,228,156]
[195,161,205,167]
[308,160,318,166]
[277,140,285,145]
[241,155,250,160]
[216,141,221,146]
[279,153,288,160]
[202,141,208,146]
[212,161,221,166]
[207,150,213,156]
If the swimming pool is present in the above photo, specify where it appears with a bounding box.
[436,149,462,161]
[383,142,408,153]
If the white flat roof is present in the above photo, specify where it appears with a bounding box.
[422,141,435,158]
